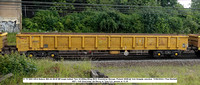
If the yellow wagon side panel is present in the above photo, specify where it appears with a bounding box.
[57,36,69,48]
[71,37,81,50]
[181,37,187,48]
[159,37,167,48]
[0,36,3,52]
[110,37,120,49]
[32,36,40,50]
[147,37,156,48]
[123,37,133,48]
[43,36,54,50]
[170,37,177,48]
[98,37,108,49]
[136,37,144,48]
[0,32,8,52]
[84,37,95,48]
[16,33,188,52]
[16,36,29,51]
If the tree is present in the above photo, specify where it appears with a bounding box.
[158,0,178,7]
[191,0,200,8]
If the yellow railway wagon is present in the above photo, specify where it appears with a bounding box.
[16,33,188,57]
[0,32,8,52]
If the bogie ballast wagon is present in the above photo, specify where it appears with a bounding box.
[16,33,188,58]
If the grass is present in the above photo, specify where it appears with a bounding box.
[95,65,200,85]
[7,33,17,45]
[0,54,200,85]
[0,57,92,85]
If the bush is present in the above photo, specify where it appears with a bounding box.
[0,53,37,75]
[22,9,200,34]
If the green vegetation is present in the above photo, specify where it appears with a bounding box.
[96,65,200,85]
[0,54,91,85]
[23,8,200,34]
[0,53,37,75]
[7,33,16,45]
[29,0,178,7]
[22,0,200,34]
[192,0,200,8]
[1,53,200,85]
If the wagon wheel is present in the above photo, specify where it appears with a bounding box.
[48,52,58,58]
[26,52,36,58]
[153,51,163,58]
[170,52,180,58]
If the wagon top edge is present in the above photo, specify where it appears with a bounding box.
[17,32,188,36]
[0,32,8,36]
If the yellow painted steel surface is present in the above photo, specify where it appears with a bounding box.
[188,34,200,50]
[16,33,188,52]
[0,32,8,52]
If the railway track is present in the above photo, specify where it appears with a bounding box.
[59,58,200,67]
[56,52,197,60]
[57,53,200,66]
[29,53,200,67]
[91,59,200,67]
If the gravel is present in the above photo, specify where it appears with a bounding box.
[91,59,200,67]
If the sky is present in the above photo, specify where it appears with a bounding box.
[178,0,191,8]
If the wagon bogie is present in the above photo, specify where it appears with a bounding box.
[149,50,182,58]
